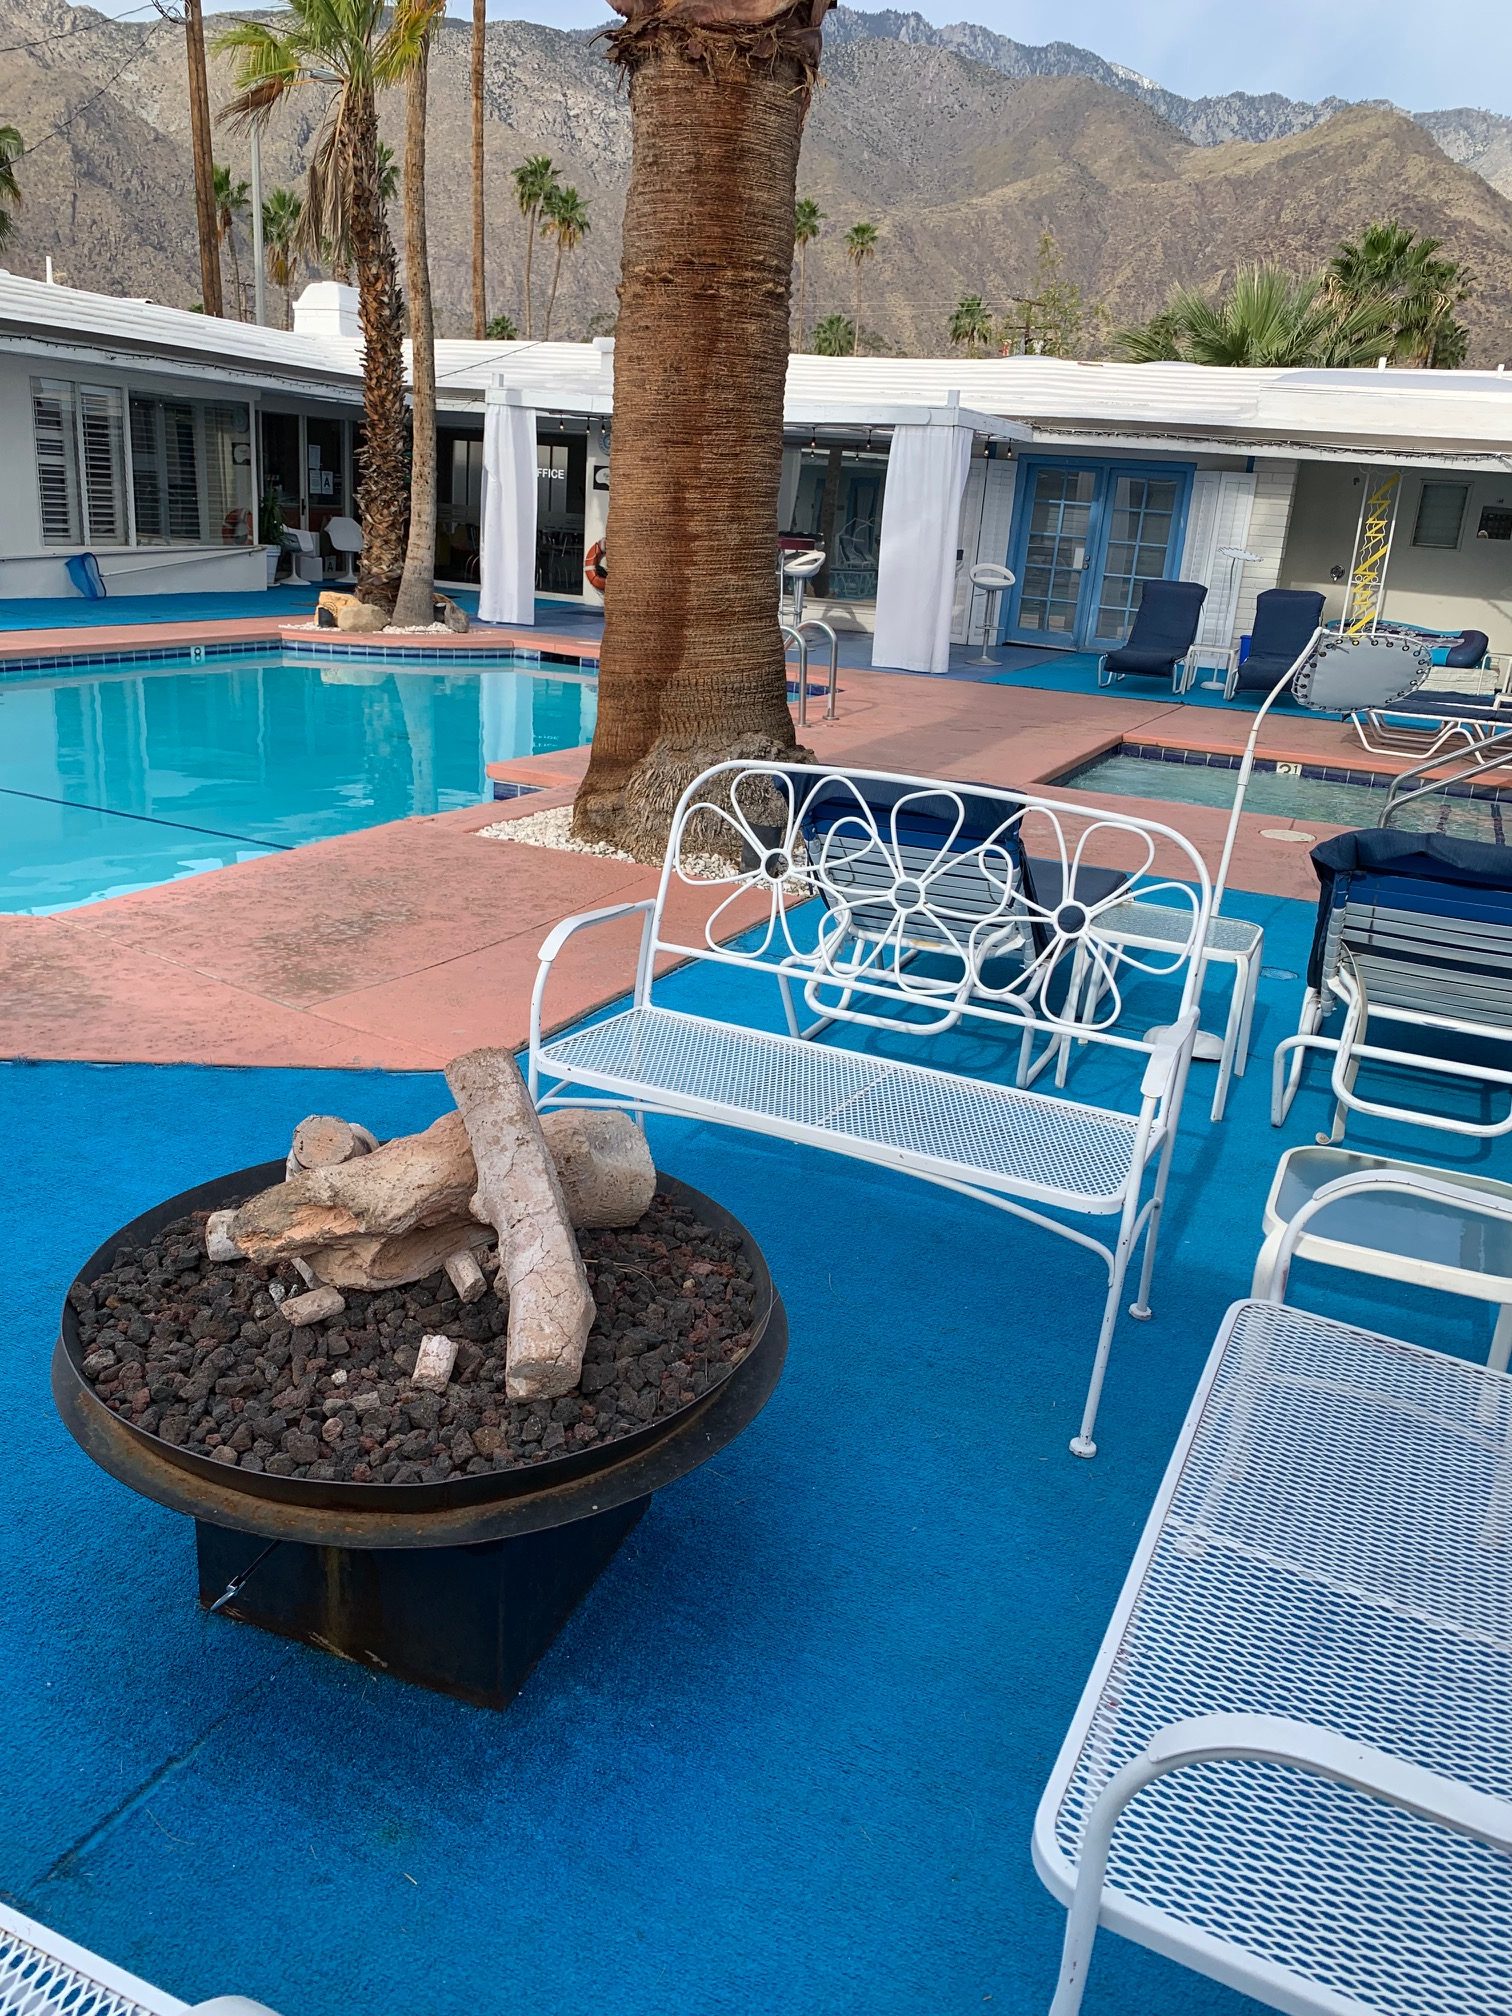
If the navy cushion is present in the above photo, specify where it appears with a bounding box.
[1104,645,1180,675]
[1444,630,1490,670]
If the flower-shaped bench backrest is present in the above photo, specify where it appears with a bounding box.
[658,762,1211,1044]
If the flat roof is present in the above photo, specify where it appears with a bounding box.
[3,270,1511,467]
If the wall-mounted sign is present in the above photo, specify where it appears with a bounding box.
[592,466,610,491]
[1477,506,1512,541]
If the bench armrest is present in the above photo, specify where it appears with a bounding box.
[1140,1008,1198,1099]
[530,901,659,1092]
[1049,1711,1512,2016]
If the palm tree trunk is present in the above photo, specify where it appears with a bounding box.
[227,231,243,321]
[344,88,409,609]
[544,237,565,339]
[184,0,221,316]
[797,239,807,349]
[470,0,486,339]
[522,201,537,338]
[283,280,293,329]
[573,20,816,857]
[393,25,439,630]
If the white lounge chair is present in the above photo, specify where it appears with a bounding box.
[1036,1163,1512,2016]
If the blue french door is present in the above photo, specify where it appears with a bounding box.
[1005,459,1192,652]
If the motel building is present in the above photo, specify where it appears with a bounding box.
[0,270,1509,674]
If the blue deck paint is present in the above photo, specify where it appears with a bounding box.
[3,886,1506,2015]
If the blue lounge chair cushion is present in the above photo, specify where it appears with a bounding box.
[1231,589,1325,693]
[1442,629,1490,670]
[1102,580,1207,678]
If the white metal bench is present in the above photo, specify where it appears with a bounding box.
[1034,1177,1512,2013]
[0,1898,277,2016]
[531,761,1213,1457]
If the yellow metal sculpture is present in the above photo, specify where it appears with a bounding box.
[1346,472,1401,633]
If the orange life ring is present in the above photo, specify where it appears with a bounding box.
[584,541,607,593]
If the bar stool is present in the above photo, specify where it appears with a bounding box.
[782,550,838,725]
[968,563,1015,666]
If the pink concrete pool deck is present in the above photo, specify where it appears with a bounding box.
[0,627,1424,1070]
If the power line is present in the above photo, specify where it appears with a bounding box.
[15,17,172,159]
[0,3,157,56]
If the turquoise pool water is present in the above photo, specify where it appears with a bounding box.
[1066,748,1512,845]
[0,648,597,914]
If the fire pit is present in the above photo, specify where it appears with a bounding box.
[54,1160,786,1709]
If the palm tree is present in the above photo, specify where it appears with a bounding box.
[513,154,559,339]
[812,311,855,356]
[843,219,877,356]
[219,0,416,610]
[183,0,223,316]
[212,164,250,318]
[948,293,992,355]
[1116,265,1393,368]
[376,139,399,204]
[0,126,22,252]
[540,185,589,339]
[1329,222,1471,367]
[262,185,304,326]
[792,195,822,349]
[485,312,518,339]
[389,0,444,630]
[571,0,829,857]
[470,0,487,339]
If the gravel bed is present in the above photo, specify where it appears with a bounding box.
[71,1194,759,1486]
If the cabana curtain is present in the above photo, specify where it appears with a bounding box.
[871,422,973,675]
[479,397,537,626]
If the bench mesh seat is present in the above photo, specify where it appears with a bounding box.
[0,1918,171,2016]
[1095,902,1261,955]
[540,1007,1146,1204]
[1046,1300,1512,2016]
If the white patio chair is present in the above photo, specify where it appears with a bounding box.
[325,514,363,585]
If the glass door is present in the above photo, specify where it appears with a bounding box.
[1004,460,1191,651]
[1012,467,1097,643]
[1090,474,1182,650]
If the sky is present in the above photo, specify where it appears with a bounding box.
[484,0,1512,117]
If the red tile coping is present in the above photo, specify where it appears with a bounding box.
[0,616,599,663]
[0,666,1434,1071]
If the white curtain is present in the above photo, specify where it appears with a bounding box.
[479,397,537,625]
[871,423,974,675]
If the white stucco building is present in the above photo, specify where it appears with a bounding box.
[1,269,1509,659]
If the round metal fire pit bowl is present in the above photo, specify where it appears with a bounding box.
[53,1164,787,1707]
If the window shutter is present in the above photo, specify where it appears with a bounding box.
[77,385,126,545]
[32,378,81,545]
[162,403,203,540]
[130,397,167,542]
[1412,482,1468,550]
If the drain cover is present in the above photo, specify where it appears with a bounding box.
[1259,828,1317,843]
[1262,966,1299,982]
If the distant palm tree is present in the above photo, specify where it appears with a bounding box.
[389,0,444,631]
[792,195,822,349]
[0,125,22,251]
[262,185,304,325]
[843,220,877,356]
[812,312,855,357]
[948,293,993,355]
[219,0,421,608]
[213,162,250,318]
[540,185,589,339]
[485,312,518,339]
[470,0,487,338]
[513,153,559,338]
[1117,265,1394,368]
[1329,221,1471,367]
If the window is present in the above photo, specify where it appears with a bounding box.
[1413,481,1469,549]
[33,378,124,545]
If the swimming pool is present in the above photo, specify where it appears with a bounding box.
[0,646,597,914]
[1063,745,1512,846]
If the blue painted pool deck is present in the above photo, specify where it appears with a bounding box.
[4,884,1506,2016]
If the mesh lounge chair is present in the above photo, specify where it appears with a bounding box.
[1096,580,1208,694]
[1222,588,1325,699]
[1273,828,1512,1142]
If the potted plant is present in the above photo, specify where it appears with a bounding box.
[258,483,286,586]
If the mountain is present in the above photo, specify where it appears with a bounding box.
[825,6,1512,197]
[1,0,1510,363]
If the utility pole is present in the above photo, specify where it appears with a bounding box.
[1005,293,1048,356]
[249,125,267,326]
[471,0,487,338]
[167,0,223,317]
